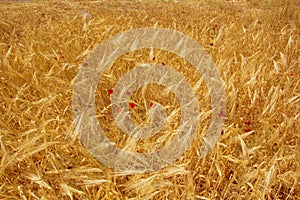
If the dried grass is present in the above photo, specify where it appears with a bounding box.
[0,0,299,199]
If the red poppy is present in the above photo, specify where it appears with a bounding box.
[107,89,113,95]
[244,128,252,133]
[54,57,58,60]
[221,130,224,135]
[126,91,131,96]
[162,62,166,66]
[152,57,155,60]
[149,102,154,108]
[289,73,295,76]
[83,62,88,67]
[210,43,214,46]
[61,55,65,59]
[129,102,136,108]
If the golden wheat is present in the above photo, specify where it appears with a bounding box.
[0,0,299,199]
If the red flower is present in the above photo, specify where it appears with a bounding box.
[126,91,131,96]
[83,62,88,67]
[129,102,136,108]
[219,111,224,117]
[149,102,154,108]
[107,89,113,95]
[210,43,214,46]
[54,57,58,60]
[162,62,166,66]
[220,130,224,135]
[289,73,295,76]
[244,128,252,133]
[61,55,65,59]
[152,57,155,60]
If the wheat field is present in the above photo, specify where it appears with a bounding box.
[0,0,299,199]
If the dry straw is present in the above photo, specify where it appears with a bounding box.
[0,0,299,199]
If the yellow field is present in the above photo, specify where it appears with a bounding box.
[0,0,299,199]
